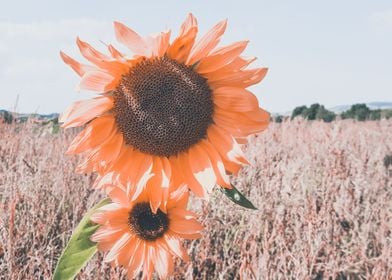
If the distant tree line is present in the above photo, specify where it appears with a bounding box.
[272,103,392,123]
[340,104,388,121]
[291,103,336,122]
[0,110,59,125]
[0,110,13,124]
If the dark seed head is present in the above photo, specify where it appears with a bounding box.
[128,202,169,241]
[113,56,214,157]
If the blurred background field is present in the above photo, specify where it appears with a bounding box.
[0,118,391,279]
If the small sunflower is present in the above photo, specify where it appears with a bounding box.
[90,186,202,279]
[60,13,269,207]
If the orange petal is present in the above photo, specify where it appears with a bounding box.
[207,125,248,166]
[199,140,230,188]
[210,67,268,88]
[76,38,128,75]
[110,150,152,194]
[97,241,116,252]
[116,235,136,266]
[105,184,130,207]
[127,239,145,279]
[169,231,202,240]
[93,172,121,190]
[79,70,116,92]
[204,56,256,80]
[75,148,100,173]
[146,156,171,213]
[129,152,153,201]
[168,208,198,220]
[166,184,189,210]
[104,232,132,263]
[167,13,198,63]
[148,30,171,57]
[90,203,127,224]
[157,30,171,57]
[177,153,208,198]
[161,157,172,190]
[119,237,139,268]
[94,231,125,253]
[142,245,154,279]
[187,144,217,194]
[91,227,124,243]
[168,156,185,188]
[235,137,249,145]
[168,27,197,63]
[169,219,204,235]
[113,21,149,55]
[76,37,109,63]
[66,115,115,154]
[212,112,242,137]
[95,132,124,174]
[60,96,113,128]
[148,157,164,213]
[163,234,189,261]
[216,108,269,134]
[60,51,95,77]
[107,149,142,189]
[153,246,171,279]
[108,44,124,59]
[213,87,259,112]
[148,185,163,214]
[187,19,227,65]
[77,134,120,175]
[240,108,270,123]
[109,146,134,175]
[197,41,248,73]
[178,13,197,36]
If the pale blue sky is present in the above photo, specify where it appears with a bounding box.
[0,0,391,113]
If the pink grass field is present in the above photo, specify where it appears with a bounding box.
[0,119,391,279]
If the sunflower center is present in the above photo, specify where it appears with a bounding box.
[113,56,214,157]
[128,202,169,241]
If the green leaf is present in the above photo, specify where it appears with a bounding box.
[220,184,257,210]
[53,198,110,280]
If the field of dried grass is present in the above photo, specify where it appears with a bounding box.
[0,119,391,279]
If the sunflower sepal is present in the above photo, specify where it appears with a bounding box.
[220,184,257,210]
[53,198,111,280]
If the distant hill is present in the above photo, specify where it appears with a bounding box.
[329,102,392,113]
[277,102,392,116]
[0,110,59,123]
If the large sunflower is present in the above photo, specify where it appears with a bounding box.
[60,13,269,208]
[90,186,202,279]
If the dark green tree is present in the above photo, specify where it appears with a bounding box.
[291,104,336,122]
[291,105,307,120]
[316,106,336,122]
[341,104,371,121]
[369,110,381,120]
[304,103,321,120]
[274,114,283,123]
[383,109,392,119]
[0,110,13,124]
